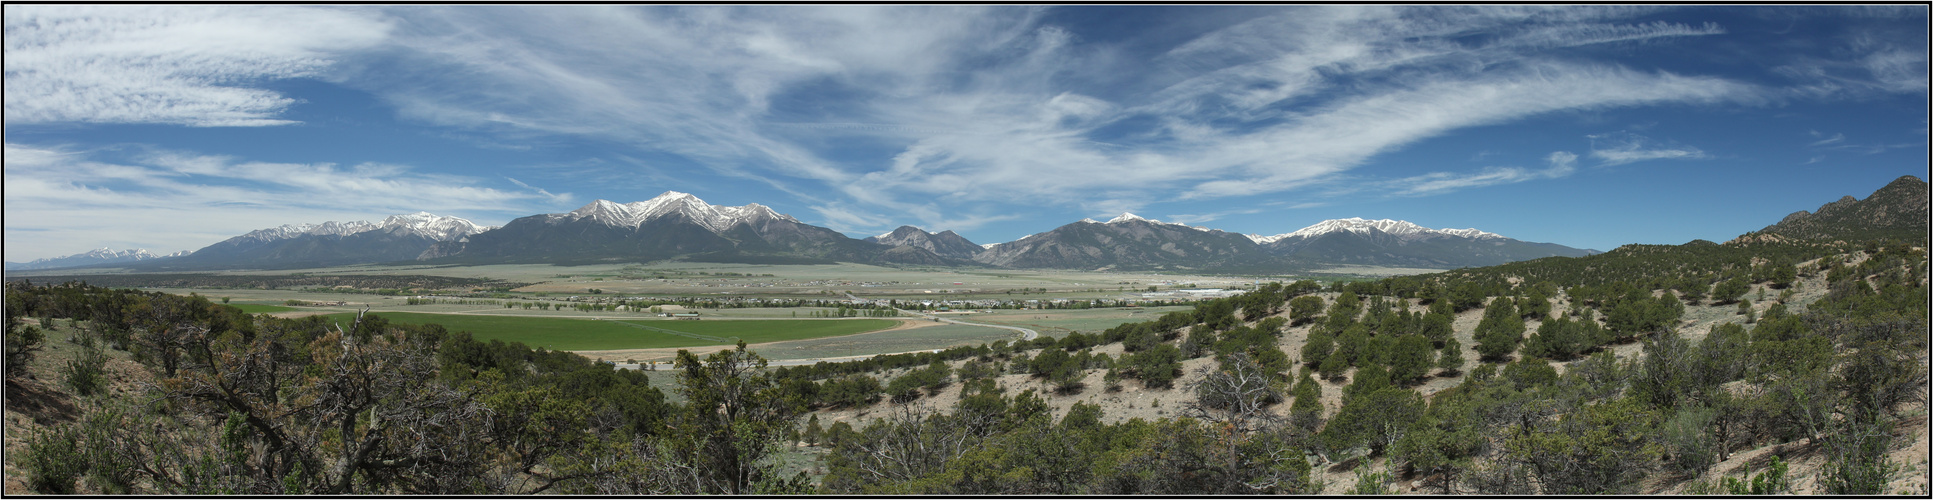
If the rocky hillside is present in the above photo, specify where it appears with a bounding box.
[1739,175,1928,243]
[973,215,1271,271]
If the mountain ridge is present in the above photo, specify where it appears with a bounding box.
[1733,175,1929,244]
[865,226,985,260]
[32,194,1612,273]
[430,192,966,267]
[126,212,491,271]
[4,248,190,271]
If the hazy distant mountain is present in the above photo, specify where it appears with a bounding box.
[145,212,492,270]
[4,248,189,271]
[967,214,1592,271]
[437,192,962,266]
[866,226,985,259]
[1735,175,1929,244]
[1253,217,1597,269]
[974,213,1271,270]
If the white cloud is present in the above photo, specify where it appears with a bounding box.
[1382,150,1581,197]
[1808,131,1847,146]
[1501,20,1724,49]
[1,143,565,261]
[1773,30,1929,100]
[4,6,1798,240]
[1162,207,1266,225]
[2,5,390,126]
[1588,132,1709,166]
[505,177,574,205]
[239,6,1760,235]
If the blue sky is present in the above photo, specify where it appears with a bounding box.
[4,5,1927,262]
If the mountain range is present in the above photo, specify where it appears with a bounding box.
[1250,217,1598,269]
[973,214,1274,270]
[67,181,1933,272]
[3,248,190,271]
[136,212,494,271]
[430,192,966,266]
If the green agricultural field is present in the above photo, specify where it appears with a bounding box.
[317,311,896,351]
[229,304,299,314]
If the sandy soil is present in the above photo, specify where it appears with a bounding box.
[4,321,151,495]
[793,259,1931,494]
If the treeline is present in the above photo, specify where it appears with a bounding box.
[596,297,904,311]
[804,306,900,318]
[405,297,502,306]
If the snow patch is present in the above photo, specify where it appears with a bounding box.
[565,191,800,233]
[237,212,491,244]
[1249,217,1506,243]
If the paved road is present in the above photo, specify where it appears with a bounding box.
[895,308,1038,341]
[840,290,1038,341]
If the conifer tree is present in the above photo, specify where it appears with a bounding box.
[1436,337,1465,376]
[1473,297,1524,361]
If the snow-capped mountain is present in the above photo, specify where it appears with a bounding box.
[71,189,1598,272]
[1254,217,1592,268]
[442,191,960,266]
[864,226,984,259]
[4,248,188,271]
[380,212,494,241]
[1247,217,1503,244]
[970,213,1592,271]
[137,212,493,270]
[1103,212,1218,232]
[559,192,797,233]
[233,212,490,244]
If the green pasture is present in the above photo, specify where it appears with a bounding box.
[317,312,897,351]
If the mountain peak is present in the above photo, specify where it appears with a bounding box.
[872,225,925,241]
[865,225,982,259]
[1106,212,1151,224]
[563,192,797,232]
[378,212,490,241]
[1249,217,1504,243]
[1742,175,1927,242]
[235,212,488,244]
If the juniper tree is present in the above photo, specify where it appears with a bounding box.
[1473,297,1524,361]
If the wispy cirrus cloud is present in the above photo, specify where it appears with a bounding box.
[1808,131,1848,146]
[1162,207,1267,226]
[1588,131,1710,166]
[2,5,390,126]
[1383,151,1581,197]
[505,177,574,205]
[307,6,1756,235]
[1803,129,1928,158]
[8,5,1907,249]
[1,142,563,261]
